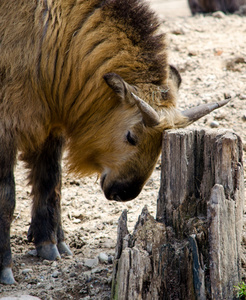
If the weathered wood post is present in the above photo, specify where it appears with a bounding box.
[111,129,244,300]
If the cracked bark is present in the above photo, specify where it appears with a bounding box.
[111,129,244,300]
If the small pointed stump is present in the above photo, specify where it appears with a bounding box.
[111,129,244,300]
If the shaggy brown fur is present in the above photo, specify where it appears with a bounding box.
[188,0,245,14]
[0,0,187,283]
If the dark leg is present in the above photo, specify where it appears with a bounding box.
[24,132,72,260]
[0,135,17,284]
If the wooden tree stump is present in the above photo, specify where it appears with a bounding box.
[111,129,244,300]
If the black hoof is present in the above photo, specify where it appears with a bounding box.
[36,243,61,260]
[0,267,16,285]
[57,241,73,256]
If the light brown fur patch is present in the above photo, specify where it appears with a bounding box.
[0,0,184,177]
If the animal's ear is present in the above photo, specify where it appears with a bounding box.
[103,73,132,101]
[169,65,182,89]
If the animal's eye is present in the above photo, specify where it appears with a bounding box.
[126,131,137,146]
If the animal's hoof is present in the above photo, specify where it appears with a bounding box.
[36,243,61,261]
[0,267,16,285]
[57,241,73,256]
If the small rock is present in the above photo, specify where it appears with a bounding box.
[51,270,59,278]
[84,257,99,269]
[188,50,198,56]
[90,267,102,274]
[70,180,80,186]
[69,272,77,277]
[234,56,246,64]
[210,121,219,128]
[171,28,185,35]
[63,268,70,273]
[212,11,225,18]
[0,296,41,300]
[28,249,37,257]
[81,296,90,300]
[101,240,115,249]
[97,224,105,230]
[51,261,57,267]
[22,269,33,275]
[108,255,114,264]
[242,114,246,122]
[239,94,246,100]
[107,276,112,285]
[76,262,83,269]
[98,252,108,264]
[224,93,232,99]
[43,260,50,265]
[72,218,81,224]
[83,270,92,280]
[4,295,41,300]
[214,49,223,56]
[214,110,226,120]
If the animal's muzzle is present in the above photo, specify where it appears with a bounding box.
[100,175,142,201]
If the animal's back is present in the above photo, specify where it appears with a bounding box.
[0,0,168,151]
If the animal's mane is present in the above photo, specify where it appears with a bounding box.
[101,0,168,85]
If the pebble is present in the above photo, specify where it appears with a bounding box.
[171,28,185,35]
[239,94,246,100]
[108,255,114,264]
[43,260,50,265]
[101,240,115,249]
[91,267,104,274]
[76,262,83,269]
[22,269,33,275]
[81,297,90,300]
[63,268,70,273]
[51,270,59,278]
[84,257,99,268]
[98,252,108,263]
[242,114,246,122]
[188,50,198,56]
[107,276,112,285]
[212,11,225,18]
[27,249,37,257]
[224,92,232,99]
[83,270,92,280]
[0,296,41,300]
[51,261,57,267]
[72,218,81,224]
[210,120,219,128]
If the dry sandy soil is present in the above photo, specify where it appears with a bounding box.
[0,1,246,299]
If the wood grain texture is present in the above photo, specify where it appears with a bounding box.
[111,129,244,300]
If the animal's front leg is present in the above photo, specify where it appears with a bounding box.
[24,132,72,260]
[0,137,17,284]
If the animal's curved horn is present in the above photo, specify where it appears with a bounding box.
[182,98,231,124]
[131,92,160,127]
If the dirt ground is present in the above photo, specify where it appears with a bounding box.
[0,1,246,299]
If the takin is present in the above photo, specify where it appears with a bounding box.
[188,0,246,14]
[0,0,229,284]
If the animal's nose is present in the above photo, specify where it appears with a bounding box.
[103,180,142,202]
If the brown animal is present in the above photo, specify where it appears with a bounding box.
[0,0,229,284]
[188,0,245,14]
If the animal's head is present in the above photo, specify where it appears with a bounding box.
[95,67,230,202]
